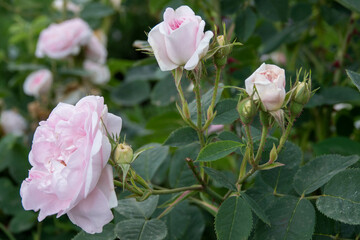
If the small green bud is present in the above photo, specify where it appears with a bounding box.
[237,98,257,125]
[290,101,303,116]
[293,82,311,105]
[269,144,278,163]
[114,143,134,164]
[214,35,232,68]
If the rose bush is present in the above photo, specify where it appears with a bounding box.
[245,63,286,112]
[20,96,122,234]
[23,69,53,97]
[147,5,213,71]
[35,18,92,59]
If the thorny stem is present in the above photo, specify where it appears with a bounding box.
[276,115,295,154]
[244,124,255,165]
[194,80,205,148]
[185,158,223,202]
[254,125,269,165]
[209,67,222,115]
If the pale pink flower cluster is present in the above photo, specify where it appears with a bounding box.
[20,96,121,234]
[148,5,213,71]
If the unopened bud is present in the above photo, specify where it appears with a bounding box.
[293,82,311,105]
[237,98,257,125]
[269,144,278,163]
[114,143,134,164]
[217,35,225,46]
[214,35,232,68]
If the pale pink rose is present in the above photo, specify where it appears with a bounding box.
[23,69,53,97]
[83,60,110,85]
[245,63,286,112]
[85,34,107,64]
[52,0,82,13]
[0,110,27,136]
[148,5,213,71]
[36,18,92,59]
[20,96,122,234]
[207,124,224,134]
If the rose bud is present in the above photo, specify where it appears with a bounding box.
[148,5,213,71]
[0,110,27,136]
[23,69,53,97]
[214,35,232,68]
[237,98,257,125]
[36,18,92,59]
[290,81,311,116]
[83,60,111,85]
[114,143,134,165]
[245,63,286,112]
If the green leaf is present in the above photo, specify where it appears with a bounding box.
[196,141,242,162]
[115,219,167,240]
[255,0,289,22]
[72,223,116,240]
[125,64,169,82]
[254,196,315,240]
[203,167,236,191]
[0,178,22,215]
[293,154,359,195]
[180,205,205,240]
[189,84,224,124]
[241,192,270,226]
[9,211,36,233]
[80,2,115,19]
[150,77,178,106]
[215,196,253,240]
[313,137,360,156]
[149,0,171,14]
[169,143,200,188]
[306,86,360,107]
[115,195,159,219]
[235,8,257,42]
[132,144,169,181]
[111,81,151,106]
[336,0,360,13]
[346,69,360,91]
[260,141,301,193]
[0,135,18,171]
[316,169,360,225]
[212,99,239,125]
[164,127,198,147]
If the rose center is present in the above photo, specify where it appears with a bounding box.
[169,18,185,30]
[260,70,277,83]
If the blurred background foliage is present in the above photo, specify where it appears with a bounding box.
[0,0,360,239]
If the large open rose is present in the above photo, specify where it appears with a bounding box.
[148,5,213,71]
[20,96,122,234]
[36,18,92,59]
[245,63,286,112]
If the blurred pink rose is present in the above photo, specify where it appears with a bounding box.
[208,124,224,134]
[83,60,110,84]
[0,110,27,136]
[36,18,92,59]
[20,96,122,234]
[85,34,107,64]
[245,63,286,112]
[148,5,213,71]
[23,69,53,97]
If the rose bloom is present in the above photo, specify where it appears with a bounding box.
[85,34,107,64]
[83,60,110,85]
[36,18,92,59]
[23,69,53,97]
[0,110,27,136]
[20,96,122,234]
[245,63,286,112]
[148,5,213,71]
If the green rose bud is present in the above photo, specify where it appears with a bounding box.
[237,98,257,125]
[269,143,278,163]
[214,35,232,68]
[293,82,311,105]
[114,143,134,164]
